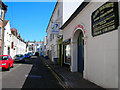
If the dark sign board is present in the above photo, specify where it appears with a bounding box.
[91,2,119,37]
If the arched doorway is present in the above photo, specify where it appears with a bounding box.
[71,24,85,74]
[72,28,85,74]
[77,31,84,73]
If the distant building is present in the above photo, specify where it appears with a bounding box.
[43,36,47,56]
[27,41,44,56]
[35,41,44,56]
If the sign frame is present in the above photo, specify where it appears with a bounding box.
[91,2,119,37]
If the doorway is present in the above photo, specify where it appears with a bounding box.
[8,47,10,55]
[77,31,84,73]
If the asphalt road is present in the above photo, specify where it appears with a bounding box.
[1,56,63,89]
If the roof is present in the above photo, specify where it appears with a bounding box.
[5,20,9,26]
[60,1,89,29]
[46,1,59,32]
[2,2,8,11]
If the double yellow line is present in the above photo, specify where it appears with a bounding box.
[44,61,69,90]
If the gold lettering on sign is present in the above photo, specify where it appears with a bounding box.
[92,2,118,36]
[99,2,114,11]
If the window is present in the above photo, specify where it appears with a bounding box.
[65,44,71,65]
[50,34,52,41]
[0,56,8,60]
[11,42,14,49]
[64,39,71,65]
[44,46,46,49]
[52,34,54,39]
[9,56,12,59]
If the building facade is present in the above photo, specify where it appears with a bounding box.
[43,36,47,56]
[46,0,85,65]
[27,41,44,56]
[61,0,120,88]
[0,2,7,55]
[4,21,26,58]
[46,0,63,62]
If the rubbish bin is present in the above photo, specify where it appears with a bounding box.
[53,58,58,64]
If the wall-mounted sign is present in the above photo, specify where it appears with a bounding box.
[91,2,119,37]
[51,22,59,35]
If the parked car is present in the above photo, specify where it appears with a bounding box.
[0,55,14,71]
[28,52,33,56]
[13,54,25,62]
[24,53,31,58]
[35,52,39,56]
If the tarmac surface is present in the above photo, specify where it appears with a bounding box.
[1,56,63,89]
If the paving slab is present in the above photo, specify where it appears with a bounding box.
[41,56,105,89]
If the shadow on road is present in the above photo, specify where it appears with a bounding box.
[21,56,63,89]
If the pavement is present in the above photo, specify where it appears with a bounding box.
[40,56,105,89]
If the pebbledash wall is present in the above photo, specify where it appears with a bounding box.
[62,1,119,88]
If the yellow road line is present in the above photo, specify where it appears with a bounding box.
[43,60,69,90]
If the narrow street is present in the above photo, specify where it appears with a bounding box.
[1,56,63,89]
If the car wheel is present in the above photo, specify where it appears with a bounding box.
[7,64,10,71]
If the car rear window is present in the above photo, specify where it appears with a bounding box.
[0,56,8,60]
[16,55,23,57]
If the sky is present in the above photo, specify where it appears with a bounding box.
[3,2,57,42]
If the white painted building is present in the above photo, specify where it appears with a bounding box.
[27,41,36,54]
[46,1,63,61]
[46,0,84,62]
[27,41,44,56]
[35,42,44,56]
[61,0,120,88]
[3,21,11,56]
[43,36,47,56]
[3,21,26,58]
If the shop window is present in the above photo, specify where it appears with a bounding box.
[64,39,71,65]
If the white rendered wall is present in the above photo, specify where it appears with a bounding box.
[47,2,63,61]
[4,21,11,55]
[63,1,118,88]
